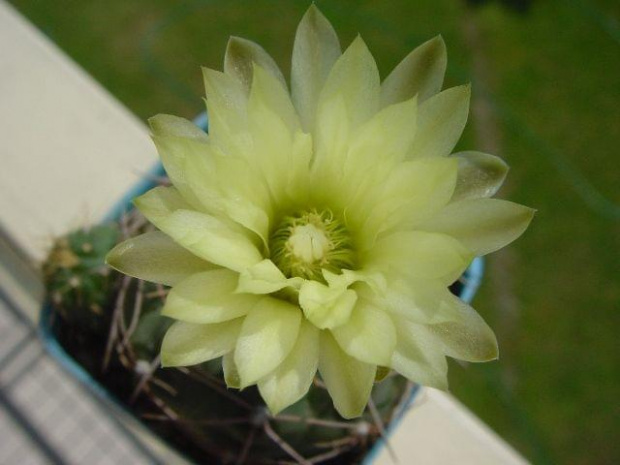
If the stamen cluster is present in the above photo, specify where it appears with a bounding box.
[269,209,355,281]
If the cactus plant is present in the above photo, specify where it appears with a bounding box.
[44,208,415,464]
[43,223,119,333]
[43,5,532,463]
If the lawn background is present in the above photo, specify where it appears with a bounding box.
[8,0,619,463]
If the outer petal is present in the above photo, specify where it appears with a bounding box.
[249,64,299,132]
[347,95,418,169]
[367,231,473,285]
[390,316,449,390]
[135,187,263,273]
[381,36,447,107]
[356,157,457,245]
[247,65,301,202]
[158,210,262,273]
[370,278,447,324]
[219,199,271,248]
[298,281,357,329]
[151,134,217,213]
[179,144,271,244]
[331,300,396,366]
[427,290,498,362]
[236,259,303,295]
[234,297,301,387]
[451,151,509,202]
[162,269,260,324]
[340,96,419,213]
[379,284,498,363]
[202,67,250,154]
[161,319,243,367]
[420,198,535,256]
[319,332,376,419]
[317,36,380,133]
[407,85,470,159]
[291,4,341,132]
[309,95,350,207]
[222,351,241,388]
[258,321,319,415]
[152,133,272,245]
[106,231,214,286]
[134,186,191,230]
[224,36,287,94]
[285,131,313,204]
[149,114,209,141]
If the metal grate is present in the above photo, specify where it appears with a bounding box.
[0,294,153,465]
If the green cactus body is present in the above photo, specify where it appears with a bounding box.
[43,224,120,332]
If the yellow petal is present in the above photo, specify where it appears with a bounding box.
[420,198,535,256]
[202,67,250,154]
[407,85,470,159]
[135,187,263,272]
[312,38,379,194]
[161,319,243,367]
[331,300,396,366]
[375,366,391,382]
[317,36,380,131]
[298,281,357,329]
[258,320,319,414]
[323,268,387,295]
[340,96,419,216]
[234,297,301,387]
[220,199,271,250]
[348,95,418,169]
[149,114,208,140]
[357,157,457,244]
[428,290,499,362]
[106,231,214,286]
[319,332,376,419]
[390,316,448,390]
[381,35,447,107]
[236,259,303,295]
[162,269,260,324]
[367,231,473,286]
[222,351,241,388]
[181,146,272,244]
[368,278,446,325]
[151,134,217,213]
[249,64,299,132]
[154,134,272,244]
[134,186,191,230]
[285,130,313,204]
[310,95,350,207]
[224,36,287,95]
[451,151,509,202]
[247,65,300,203]
[291,4,341,132]
[158,209,263,273]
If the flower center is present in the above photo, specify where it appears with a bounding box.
[270,210,355,281]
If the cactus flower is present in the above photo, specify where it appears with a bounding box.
[107,6,533,418]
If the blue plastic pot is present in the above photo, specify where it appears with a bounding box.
[39,112,484,464]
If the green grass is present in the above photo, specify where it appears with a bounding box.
[9,0,619,463]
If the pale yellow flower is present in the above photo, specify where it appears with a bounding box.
[107,6,533,418]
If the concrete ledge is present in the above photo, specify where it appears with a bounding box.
[0,0,157,264]
[375,388,527,464]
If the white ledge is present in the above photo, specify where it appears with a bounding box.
[0,0,157,264]
[374,388,528,464]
